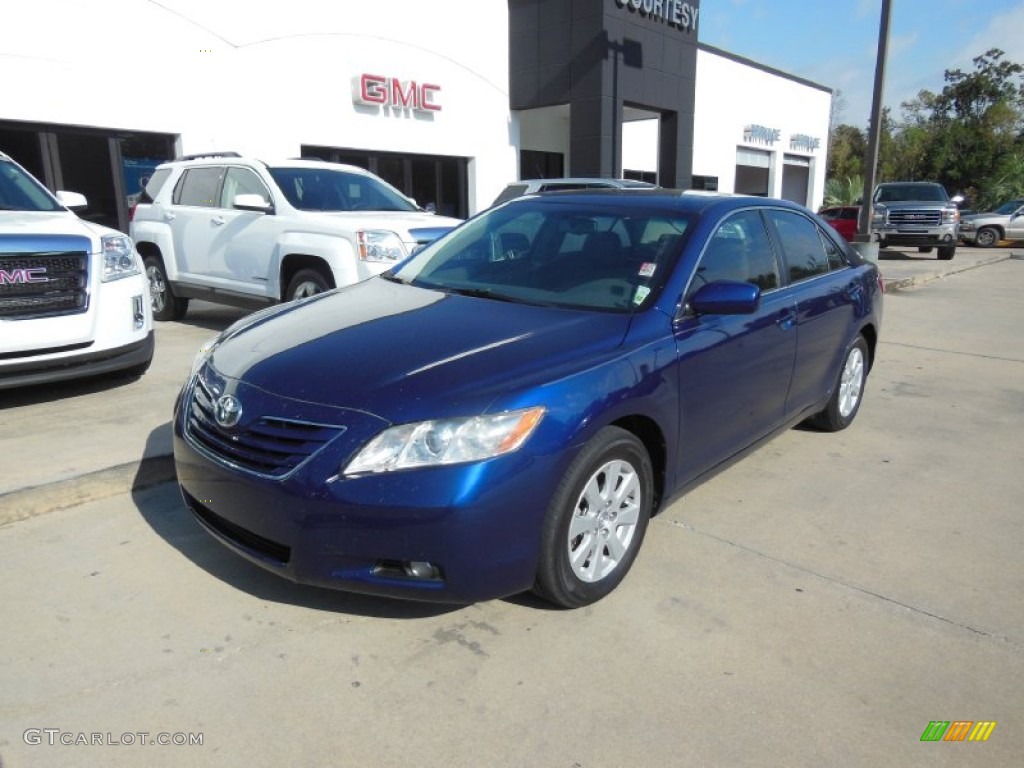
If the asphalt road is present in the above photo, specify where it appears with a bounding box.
[1,254,1022,767]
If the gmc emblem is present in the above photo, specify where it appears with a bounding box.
[0,267,48,285]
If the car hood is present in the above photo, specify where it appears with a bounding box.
[0,210,112,248]
[961,212,1009,224]
[208,278,633,422]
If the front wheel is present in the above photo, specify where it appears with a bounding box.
[533,427,653,608]
[974,227,999,248]
[144,256,189,321]
[937,244,955,260]
[285,268,332,301]
[808,336,869,432]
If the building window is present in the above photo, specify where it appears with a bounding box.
[691,175,719,191]
[519,149,564,180]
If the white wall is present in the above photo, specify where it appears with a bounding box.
[694,49,832,210]
[1,0,516,214]
[514,105,572,174]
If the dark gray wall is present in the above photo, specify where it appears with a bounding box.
[508,0,698,186]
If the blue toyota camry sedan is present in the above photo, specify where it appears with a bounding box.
[173,190,883,608]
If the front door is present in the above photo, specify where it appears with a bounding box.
[673,209,796,485]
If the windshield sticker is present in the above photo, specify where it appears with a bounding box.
[634,285,651,305]
[638,262,657,277]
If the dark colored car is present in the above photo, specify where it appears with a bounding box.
[174,191,883,608]
[818,205,860,242]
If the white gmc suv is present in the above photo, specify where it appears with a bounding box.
[129,153,462,320]
[0,151,153,390]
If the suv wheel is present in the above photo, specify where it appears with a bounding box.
[286,268,331,301]
[937,244,956,261]
[144,256,189,321]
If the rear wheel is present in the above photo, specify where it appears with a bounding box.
[533,427,653,608]
[937,244,955,260]
[974,227,999,248]
[144,256,189,321]
[285,268,331,301]
[809,336,869,432]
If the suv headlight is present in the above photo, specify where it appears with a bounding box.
[344,407,545,475]
[358,230,407,263]
[101,234,141,282]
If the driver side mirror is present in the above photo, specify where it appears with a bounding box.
[233,193,273,213]
[689,281,761,316]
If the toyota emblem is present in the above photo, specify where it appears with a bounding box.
[214,395,243,428]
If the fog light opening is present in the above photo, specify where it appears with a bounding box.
[132,294,145,329]
[404,560,441,580]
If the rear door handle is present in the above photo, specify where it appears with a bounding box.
[212,216,225,226]
[162,212,175,222]
[777,309,795,331]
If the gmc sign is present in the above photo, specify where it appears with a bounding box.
[353,74,441,113]
[0,267,48,285]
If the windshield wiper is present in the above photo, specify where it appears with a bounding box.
[442,286,518,303]
[379,272,409,285]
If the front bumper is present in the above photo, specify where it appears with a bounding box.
[172,381,567,603]
[0,331,153,390]
[874,225,958,247]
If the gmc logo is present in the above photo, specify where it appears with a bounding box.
[354,74,441,112]
[0,268,48,285]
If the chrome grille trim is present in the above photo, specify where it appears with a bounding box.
[184,374,345,479]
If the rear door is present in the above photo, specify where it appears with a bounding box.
[764,208,862,419]
[207,166,278,298]
[1007,204,1024,240]
[169,166,226,286]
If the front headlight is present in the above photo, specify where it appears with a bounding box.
[101,234,141,282]
[960,220,975,231]
[871,205,886,225]
[357,230,407,263]
[344,406,545,475]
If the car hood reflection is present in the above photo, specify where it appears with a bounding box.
[209,277,633,422]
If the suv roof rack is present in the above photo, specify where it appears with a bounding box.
[177,151,243,161]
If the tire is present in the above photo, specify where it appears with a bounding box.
[917,246,933,253]
[937,244,955,260]
[533,427,653,608]
[144,256,189,321]
[974,227,999,248]
[809,335,869,432]
[285,268,332,301]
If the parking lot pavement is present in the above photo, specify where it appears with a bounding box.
[0,244,1020,525]
[1,259,1021,767]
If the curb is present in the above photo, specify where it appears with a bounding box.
[882,252,1015,292]
[0,455,176,527]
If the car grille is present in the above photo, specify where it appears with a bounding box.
[0,251,89,319]
[186,375,345,478]
[888,209,942,226]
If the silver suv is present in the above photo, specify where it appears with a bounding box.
[130,153,462,320]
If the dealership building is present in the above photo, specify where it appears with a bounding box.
[1,0,831,232]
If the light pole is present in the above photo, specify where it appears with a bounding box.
[853,0,893,261]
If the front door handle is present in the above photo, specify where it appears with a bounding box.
[211,216,225,226]
[777,309,795,331]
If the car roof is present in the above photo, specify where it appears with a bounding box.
[156,155,374,176]
[496,188,808,216]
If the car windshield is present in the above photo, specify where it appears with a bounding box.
[993,200,1024,215]
[0,157,63,212]
[391,199,692,313]
[268,167,418,213]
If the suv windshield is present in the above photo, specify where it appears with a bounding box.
[392,199,691,313]
[268,167,418,213]
[0,156,63,212]
[993,199,1024,215]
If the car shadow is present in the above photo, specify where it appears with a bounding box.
[0,368,143,409]
[130,423,461,619]
[169,303,253,333]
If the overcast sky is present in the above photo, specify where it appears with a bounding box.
[699,0,1024,128]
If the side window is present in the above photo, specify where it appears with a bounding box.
[767,209,831,282]
[173,167,224,208]
[819,229,848,271]
[691,210,779,296]
[140,168,172,204]
[220,167,271,208]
